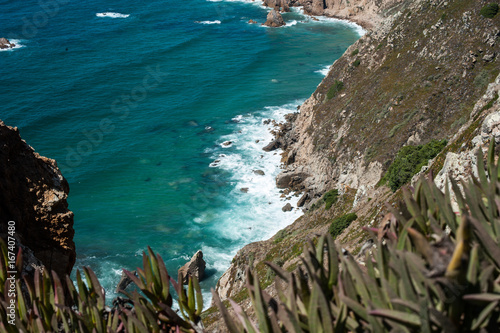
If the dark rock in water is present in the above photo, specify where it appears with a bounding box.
[253,169,265,176]
[263,140,279,151]
[282,203,293,212]
[248,19,258,24]
[116,270,137,293]
[263,9,285,27]
[297,192,309,207]
[0,37,15,49]
[222,141,233,147]
[263,119,271,125]
[179,250,206,284]
[240,187,249,193]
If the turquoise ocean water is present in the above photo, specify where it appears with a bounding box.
[1,0,361,305]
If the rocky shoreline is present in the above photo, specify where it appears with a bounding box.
[204,0,500,330]
[260,0,398,30]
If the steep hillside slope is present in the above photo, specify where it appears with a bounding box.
[204,0,500,330]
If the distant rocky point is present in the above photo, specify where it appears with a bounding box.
[0,38,16,50]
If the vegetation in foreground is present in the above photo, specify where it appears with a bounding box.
[1,140,500,332]
[216,140,500,332]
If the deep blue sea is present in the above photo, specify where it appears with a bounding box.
[0,0,361,305]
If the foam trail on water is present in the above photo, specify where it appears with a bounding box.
[196,20,222,24]
[96,12,130,18]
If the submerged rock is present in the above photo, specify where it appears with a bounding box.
[253,169,265,176]
[179,250,206,284]
[263,140,280,151]
[263,9,286,27]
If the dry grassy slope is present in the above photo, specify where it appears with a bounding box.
[203,0,500,330]
[313,0,499,169]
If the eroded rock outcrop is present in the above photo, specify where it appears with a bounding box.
[0,121,75,278]
[0,38,15,50]
[178,250,206,284]
[263,8,286,27]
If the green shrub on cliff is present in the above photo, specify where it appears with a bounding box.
[384,139,447,191]
[480,3,499,18]
[327,80,344,100]
[323,189,339,210]
[329,212,357,238]
[216,139,500,332]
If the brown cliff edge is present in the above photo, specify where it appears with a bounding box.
[0,120,75,278]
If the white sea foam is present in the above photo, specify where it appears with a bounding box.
[0,39,24,52]
[283,20,299,27]
[289,7,365,36]
[96,12,130,18]
[232,114,243,122]
[314,15,365,36]
[315,64,331,76]
[200,102,304,307]
[196,20,221,24]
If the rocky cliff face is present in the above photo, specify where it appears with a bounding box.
[204,0,500,330]
[278,0,499,208]
[0,121,75,278]
[265,0,402,29]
